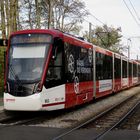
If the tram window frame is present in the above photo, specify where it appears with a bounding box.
[138,65,140,77]
[44,39,65,89]
[96,52,113,80]
[64,42,93,83]
[129,62,132,77]
[114,57,121,79]
[133,63,137,77]
[122,60,127,78]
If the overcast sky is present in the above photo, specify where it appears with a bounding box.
[83,0,140,59]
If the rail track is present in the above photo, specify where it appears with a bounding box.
[117,102,140,131]
[52,92,140,140]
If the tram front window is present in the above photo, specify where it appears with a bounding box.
[8,33,52,83]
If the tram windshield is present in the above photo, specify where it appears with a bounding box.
[8,33,52,83]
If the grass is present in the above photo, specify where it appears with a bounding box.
[0,46,6,97]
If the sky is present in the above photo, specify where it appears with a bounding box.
[83,0,140,59]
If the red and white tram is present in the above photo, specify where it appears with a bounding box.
[3,29,140,111]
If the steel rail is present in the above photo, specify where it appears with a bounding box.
[52,93,138,140]
[92,100,140,140]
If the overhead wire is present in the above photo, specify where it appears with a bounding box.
[82,18,96,28]
[128,0,140,21]
[89,13,105,25]
[122,0,140,28]
[82,12,110,35]
[84,1,140,59]
[82,9,105,29]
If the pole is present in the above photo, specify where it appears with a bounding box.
[89,22,92,42]
[128,45,130,59]
[127,38,131,59]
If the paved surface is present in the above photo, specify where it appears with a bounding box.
[0,98,3,106]
[0,126,139,140]
[0,98,3,111]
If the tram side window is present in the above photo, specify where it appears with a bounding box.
[122,60,127,78]
[114,58,121,79]
[64,42,93,83]
[96,52,103,80]
[44,45,64,89]
[138,65,140,77]
[133,64,137,77]
[96,52,112,80]
[129,62,132,77]
[103,55,112,79]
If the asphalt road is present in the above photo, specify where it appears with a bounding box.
[0,125,139,140]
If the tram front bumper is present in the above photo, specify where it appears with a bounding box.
[4,93,42,111]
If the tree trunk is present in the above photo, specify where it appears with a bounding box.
[10,0,14,33]
[35,0,41,29]
[1,0,6,39]
[16,2,21,30]
[27,0,33,29]
[5,0,10,37]
[10,0,18,33]
[13,0,18,31]
[47,0,54,29]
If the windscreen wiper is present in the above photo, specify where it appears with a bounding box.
[8,64,22,87]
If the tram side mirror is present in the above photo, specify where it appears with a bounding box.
[52,37,62,59]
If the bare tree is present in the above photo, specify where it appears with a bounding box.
[53,0,89,33]
[42,0,56,29]
[20,0,39,29]
[0,0,89,36]
[41,0,88,33]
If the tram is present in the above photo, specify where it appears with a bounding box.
[3,29,140,111]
